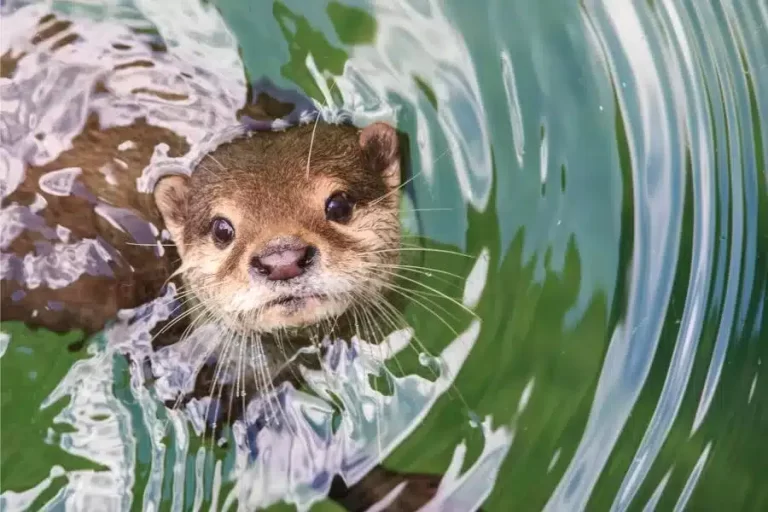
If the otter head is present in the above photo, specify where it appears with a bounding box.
[154,121,401,334]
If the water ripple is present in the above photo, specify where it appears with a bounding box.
[610,0,717,507]
[546,0,685,507]
[691,0,762,435]
[1,0,766,510]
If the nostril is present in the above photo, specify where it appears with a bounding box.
[251,241,317,280]
[251,256,270,275]
[299,245,318,268]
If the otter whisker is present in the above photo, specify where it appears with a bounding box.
[255,337,279,428]
[305,112,320,180]
[397,240,468,254]
[350,288,410,353]
[157,280,224,326]
[197,163,216,178]
[366,140,457,208]
[358,247,476,259]
[268,332,294,436]
[363,271,463,311]
[371,297,471,413]
[373,276,463,308]
[373,281,462,333]
[172,276,226,296]
[366,284,473,410]
[308,328,336,405]
[162,308,220,432]
[206,154,226,171]
[205,324,238,452]
[125,242,177,247]
[357,299,405,376]
[174,305,216,366]
[246,334,263,427]
[202,324,227,432]
[219,324,240,415]
[351,298,406,453]
[263,334,297,439]
[356,301,378,344]
[147,262,194,297]
[148,299,211,348]
[235,331,247,443]
[403,208,456,213]
[247,335,270,445]
[369,264,465,293]
[271,330,302,389]
[373,262,466,281]
[369,267,479,319]
[368,171,422,207]
[254,332,276,422]
[326,302,345,337]
[170,259,197,279]
[354,294,441,399]
[347,302,385,458]
[356,286,442,374]
[245,306,272,413]
[365,312,389,463]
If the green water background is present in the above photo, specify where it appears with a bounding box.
[2,0,767,510]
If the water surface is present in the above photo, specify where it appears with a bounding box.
[1,0,766,510]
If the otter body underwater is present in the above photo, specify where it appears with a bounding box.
[0,17,456,512]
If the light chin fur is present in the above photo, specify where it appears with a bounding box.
[216,295,352,334]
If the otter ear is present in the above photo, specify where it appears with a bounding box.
[360,122,401,190]
[154,174,189,252]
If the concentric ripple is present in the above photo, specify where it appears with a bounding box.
[1,0,766,510]
[547,0,767,510]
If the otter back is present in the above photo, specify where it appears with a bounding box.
[1,116,188,335]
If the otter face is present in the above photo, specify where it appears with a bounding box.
[154,121,401,333]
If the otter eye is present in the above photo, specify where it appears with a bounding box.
[325,192,354,224]
[211,217,235,246]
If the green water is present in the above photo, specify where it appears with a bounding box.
[1,0,767,510]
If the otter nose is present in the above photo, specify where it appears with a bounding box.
[251,243,317,281]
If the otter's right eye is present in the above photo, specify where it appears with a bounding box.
[325,192,354,224]
[211,217,235,247]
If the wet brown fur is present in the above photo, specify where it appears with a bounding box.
[182,123,396,248]
[1,116,188,335]
[153,120,402,334]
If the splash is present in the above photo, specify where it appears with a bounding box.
[0,246,505,510]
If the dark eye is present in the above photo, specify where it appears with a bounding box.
[211,217,235,247]
[325,192,354,223]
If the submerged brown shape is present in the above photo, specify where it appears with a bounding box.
[1,115,188,335]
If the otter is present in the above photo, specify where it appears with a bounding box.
[153,120,402,337]
[2,119,402,342]
[1,13,447,512]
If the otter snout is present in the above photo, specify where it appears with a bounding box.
[251,239,317,281]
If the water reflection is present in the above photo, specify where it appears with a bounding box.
[1,0,767,510]
[549,0,766,510]
[545,0,687,507]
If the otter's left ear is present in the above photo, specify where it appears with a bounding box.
[360,122,401,190]
[154,174,190,254]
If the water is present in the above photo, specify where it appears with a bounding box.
[1,0,766,510]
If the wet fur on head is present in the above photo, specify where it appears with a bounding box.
[154,121,402,334]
